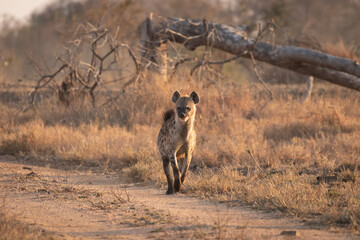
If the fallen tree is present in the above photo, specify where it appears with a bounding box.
[140,15,360,91]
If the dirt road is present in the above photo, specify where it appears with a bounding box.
[0,155,356,239]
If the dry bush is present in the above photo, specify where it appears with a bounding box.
[185,166,360,227]
[322,39,359,61]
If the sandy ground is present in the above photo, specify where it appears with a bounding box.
[0,155,357,239]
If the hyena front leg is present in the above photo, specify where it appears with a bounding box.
[169,152,181,192]
[181,150,192,184]
[162,156,174,194]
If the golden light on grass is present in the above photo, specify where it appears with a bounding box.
[0,75,360,229]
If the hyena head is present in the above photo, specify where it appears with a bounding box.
[171,90,200,124]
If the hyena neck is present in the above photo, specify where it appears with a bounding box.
[176,114,195,140]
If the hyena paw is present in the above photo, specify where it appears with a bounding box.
[166,189,175,194]
[174,179,181,192]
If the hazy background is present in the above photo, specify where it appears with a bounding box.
[1,0,359,86]
[0,0,54,21]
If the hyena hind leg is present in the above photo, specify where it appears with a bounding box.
[162,156,174,194]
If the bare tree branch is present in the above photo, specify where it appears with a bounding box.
[24,64,68,112]
[24,23,140,111]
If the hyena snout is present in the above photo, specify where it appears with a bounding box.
[176,107,191,123]
[177,109,186,118]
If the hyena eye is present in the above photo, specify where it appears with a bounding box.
[186,107,191,111]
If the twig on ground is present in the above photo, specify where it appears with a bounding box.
[246,147,266,175]
[249,51,273,100]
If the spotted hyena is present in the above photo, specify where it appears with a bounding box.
[157,90,200,194]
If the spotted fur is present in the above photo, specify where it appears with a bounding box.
[157,90,199,194]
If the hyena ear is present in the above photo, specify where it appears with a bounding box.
[190,91,199,104]
[172,90,181,103]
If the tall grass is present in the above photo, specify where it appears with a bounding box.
[1,74,360,228]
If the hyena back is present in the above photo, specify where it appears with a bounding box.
[157,90,200,194]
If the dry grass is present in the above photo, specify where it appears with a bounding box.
[0,210,54,240]
[1,74,360,230]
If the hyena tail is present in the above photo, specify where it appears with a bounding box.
[163,109,175,122]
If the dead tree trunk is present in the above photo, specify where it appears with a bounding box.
[143,16,360,91]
